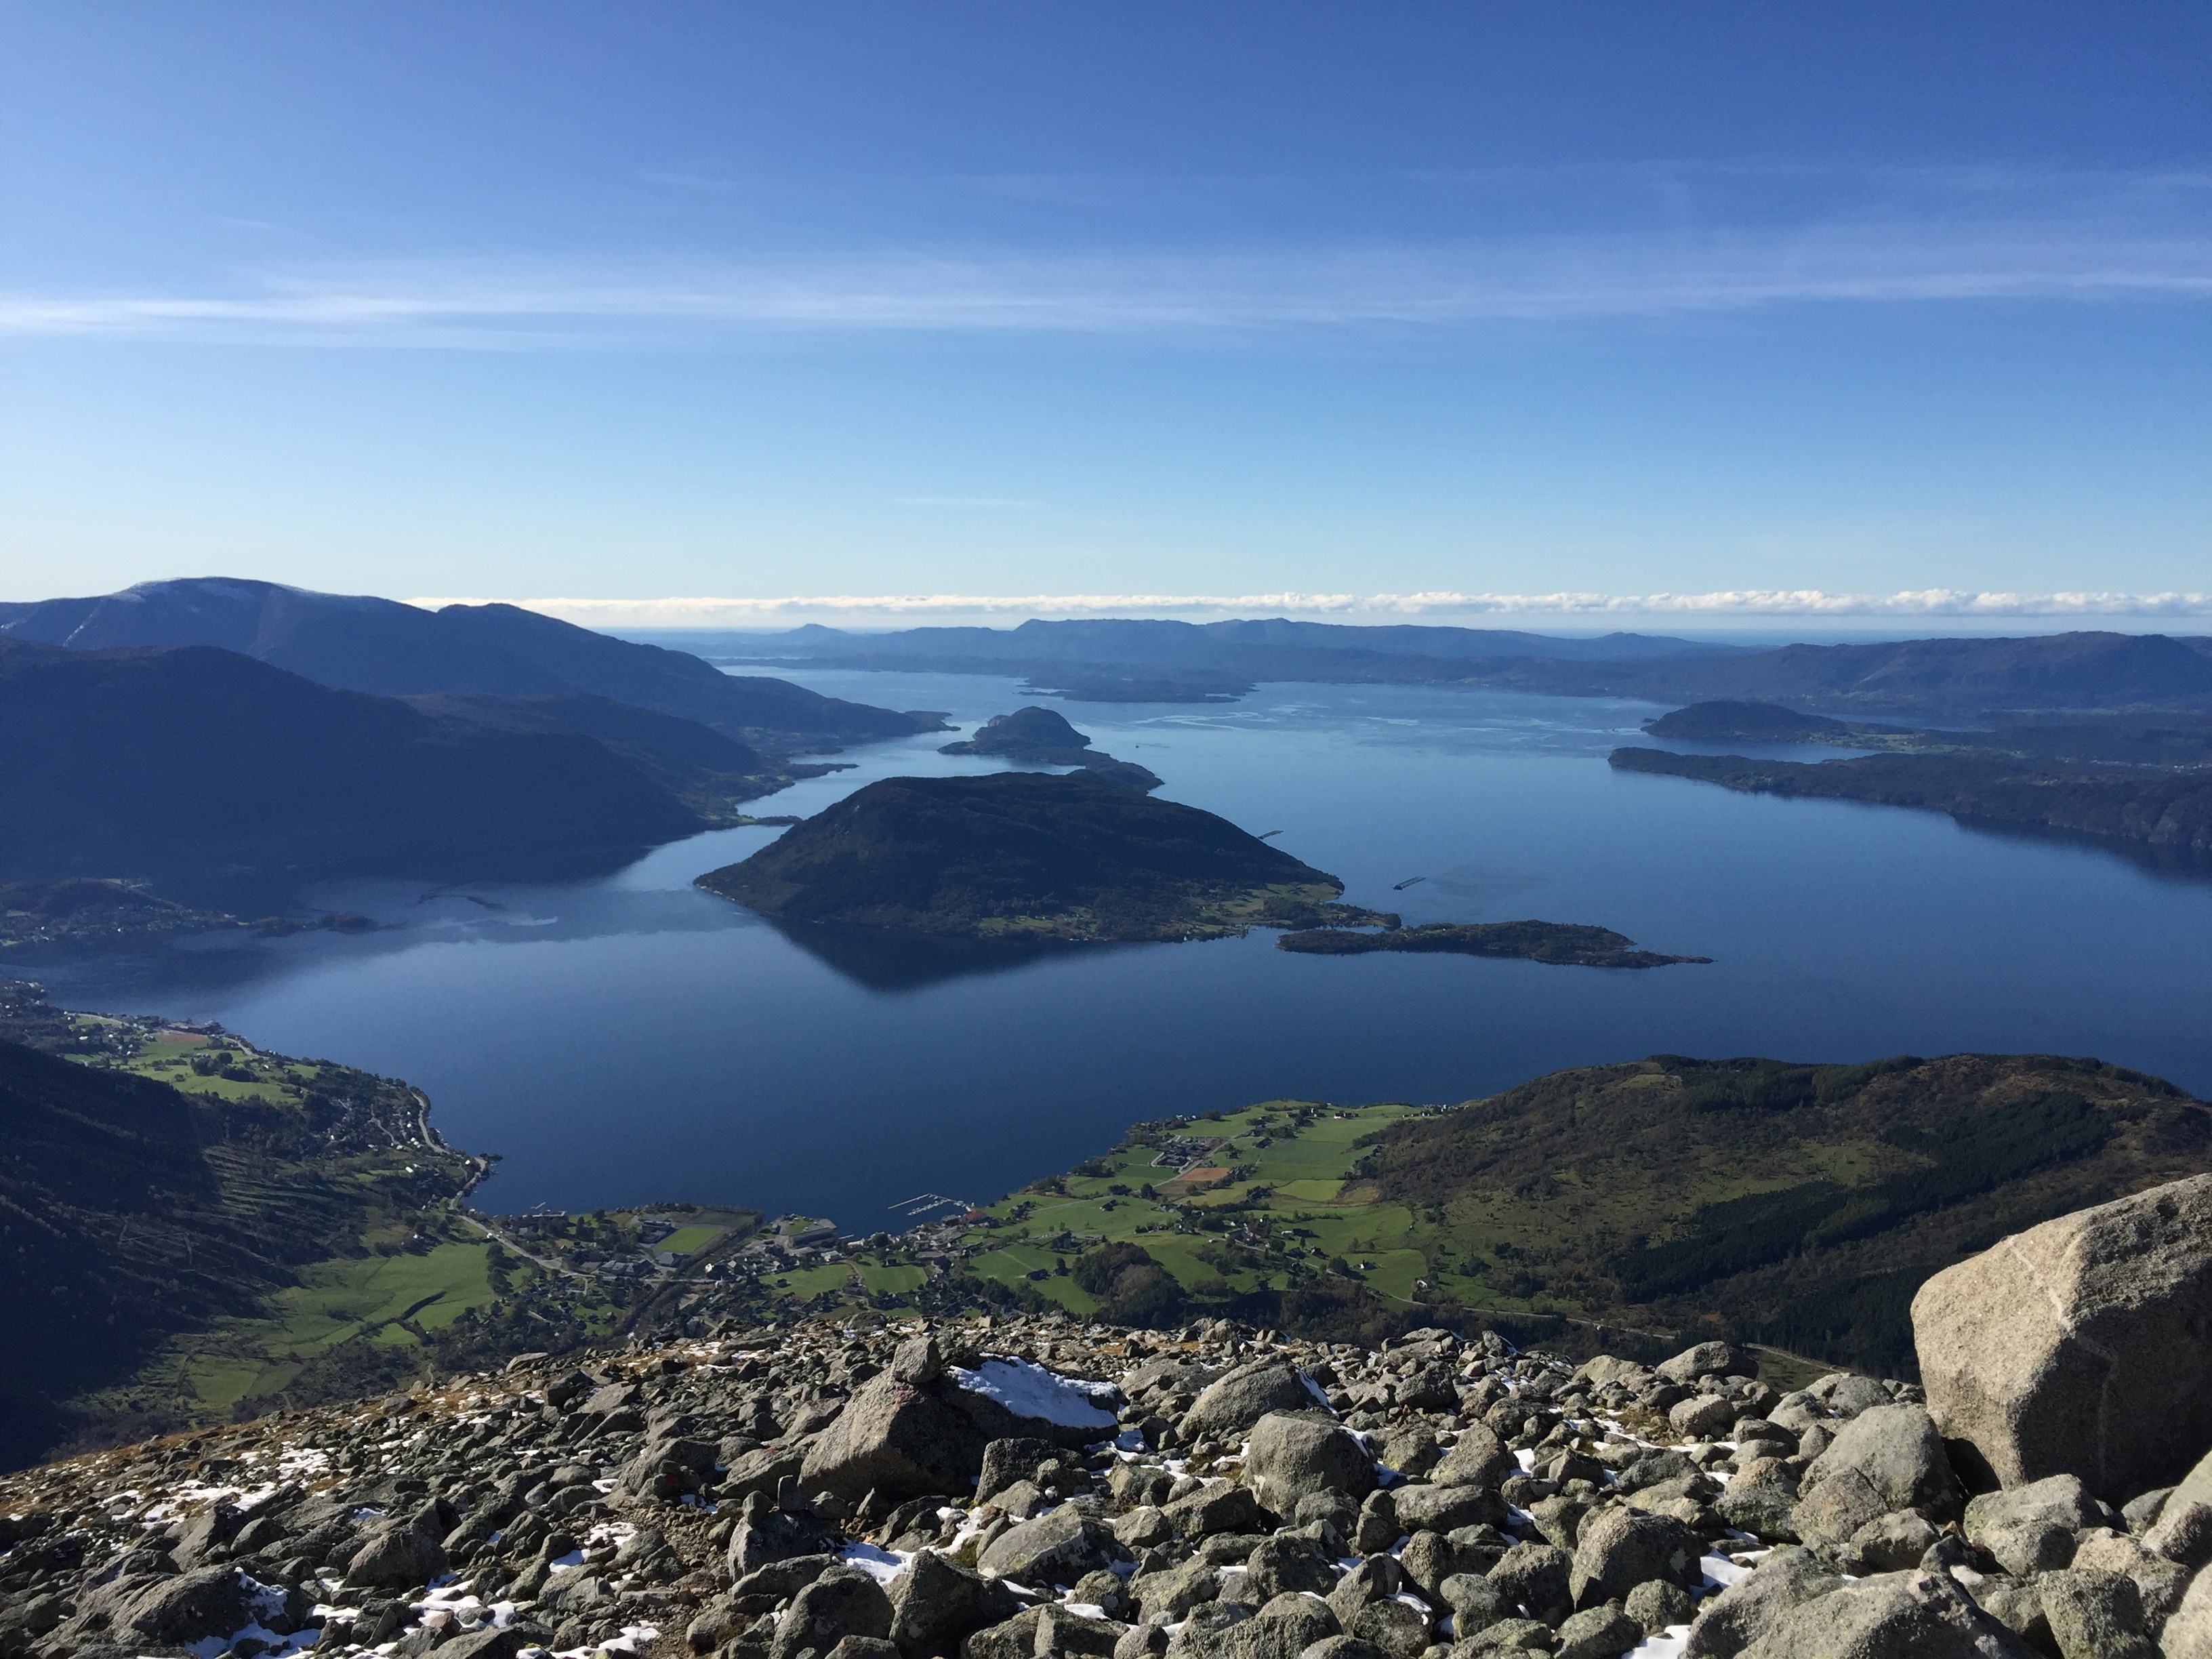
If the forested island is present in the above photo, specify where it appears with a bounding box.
[696,771,1381,942]
[939,704,1163,790]
[1277,920,1711,968]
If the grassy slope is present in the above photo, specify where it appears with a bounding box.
[936,1053,2212,1377]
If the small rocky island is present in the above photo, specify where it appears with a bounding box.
[939,705,1162,791]
[695,771,1383,942]
[1277,920,1711,968]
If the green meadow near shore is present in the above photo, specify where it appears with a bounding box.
[750,1050,2212,1380]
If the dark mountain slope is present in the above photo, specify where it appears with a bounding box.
[0,577,944,750]
[1357,1052,2212,1375]
[0,640,714,884]
[0,1028,480,1467]
[697,771,1356,941]
[1612,745,2212,856]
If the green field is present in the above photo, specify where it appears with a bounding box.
[947,1100,1484,1315]
[659,1225,725,1254]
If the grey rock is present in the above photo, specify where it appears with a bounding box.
[1683,1546,1841,1659]
[1168,1603,1253,1659]
[1569,1504,1704,1609]
[1389,1484,1504,1537]
[1168,1480,1266,1538]
[1486,1540,1572,1626]
[1555,1604,1643,1659]
[1790,1465,1891,1547]
[1243,1414,1378,1509]
[1185,1364,1322,1441]
[981,1439,1075,1505]
[2162,1569,2212,1659]
[1245,1534,1340,1601]
[1338,1597,1430,1658]
[1978,1517,2079,1578]
[1657,1343,1755,1386]
[803,1372,1000,1504]
[731,1509,842,1577]
[1437,1573,1507,1637]
[1801,1404,1966,1521]
[2068,1529,2192,1628]
[1037,1604,1130,1659]
[966,1607,1051,1659]
[1847,1509,1940,1572]
[1808,1374,1895,1420]
[1737,1568,2037,1658]
[2147,1502,2212,1571]
[1117,1624,1173,1659]
[1452,1618,1553,1652]
[1115,1507,1176,1550]
[981,1507,1126,1586]
[346,1518,449,1589]
[1672,1395,1742,1441]
[1298,1638,1391,1659]
[2037,1567,2156,1659]
[1191,1595,1341,1659]
[1624,1578,1698,1635]
[1430,1427,1512,1492]
[890,1550,1021,1654]
[1326,1555,1400,1622]
[1912,1174,2212,1502]
[1967,1474,2112,1540]
[1970,1580,2052,1654]
[1137,1557,1225,1622]
[1717,1458,1800,1543]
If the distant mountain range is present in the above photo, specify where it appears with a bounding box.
[672,617,2212,721]
[0,577,945,751]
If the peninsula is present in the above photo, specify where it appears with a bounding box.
[1276,920,1711,968]
[695,771,1378,942]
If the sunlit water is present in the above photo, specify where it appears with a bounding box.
[30,671,2212,1232]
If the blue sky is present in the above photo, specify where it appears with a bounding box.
[2,3,2207,629]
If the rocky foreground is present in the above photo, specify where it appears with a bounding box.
[6,1179,2212,1659]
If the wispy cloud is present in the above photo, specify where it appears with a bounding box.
[889,495,1041,508]
[410,590,2212,626]
[5,172,2209,347]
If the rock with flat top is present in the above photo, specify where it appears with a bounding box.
[1912,1174,2212,1501]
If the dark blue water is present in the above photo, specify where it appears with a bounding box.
[31,672,2212,1233]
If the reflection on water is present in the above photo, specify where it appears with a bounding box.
[24,670,2212,1231]
[760,919,1141,994]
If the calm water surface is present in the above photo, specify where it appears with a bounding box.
[33,672,2212,1230]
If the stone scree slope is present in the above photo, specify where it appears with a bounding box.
[3,1175,2212,1659]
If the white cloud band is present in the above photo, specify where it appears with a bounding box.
[414,590,2212,627]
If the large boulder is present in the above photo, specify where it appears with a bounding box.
[1735,1569,2037,1658]
[1912,1174,2212,1500]
[1569,1506,1704,1610]
[890,1551,1021,1655]
[978,1507,1125,1586]
[1429,1423,1511,1490]
[346,1517,450,1589]
[1240,1414,1375,1509]
[803,1350,1117,1504]
[1683,1547,1843,1659]
[1181,1363,1317,1441]
[1799,1404,1965,1521]
[770,1568,895,1659]
[2164,1568,2212,1659]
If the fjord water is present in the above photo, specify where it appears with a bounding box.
[33,671,2212,1231]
